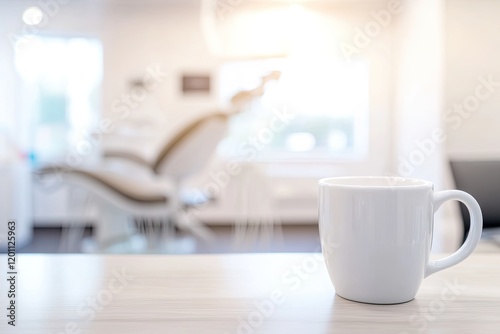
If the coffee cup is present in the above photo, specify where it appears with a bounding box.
[318,176,482,304]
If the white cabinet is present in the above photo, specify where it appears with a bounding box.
[0,161,33,250]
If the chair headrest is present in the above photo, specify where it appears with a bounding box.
[152,112,229,173]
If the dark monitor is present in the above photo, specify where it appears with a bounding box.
[449,160,500,243]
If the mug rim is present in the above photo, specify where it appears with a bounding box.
[318,176,433,189]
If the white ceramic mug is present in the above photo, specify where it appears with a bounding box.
[318,176,483,304]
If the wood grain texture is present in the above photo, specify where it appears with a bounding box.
[0,253,499,334]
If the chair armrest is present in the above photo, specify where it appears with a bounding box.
[103,150,152,169]
[35,165,173,205]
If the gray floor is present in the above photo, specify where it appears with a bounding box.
[17,225,321,254]
[16,225,500,254]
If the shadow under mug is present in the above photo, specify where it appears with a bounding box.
[318,176,483,304]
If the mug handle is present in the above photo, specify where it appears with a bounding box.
[425,190,483,278]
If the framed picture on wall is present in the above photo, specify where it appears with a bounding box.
[182,74,210,94]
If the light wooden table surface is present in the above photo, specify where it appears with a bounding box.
[1,253,499,334]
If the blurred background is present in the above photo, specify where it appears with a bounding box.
[0,0,499,254]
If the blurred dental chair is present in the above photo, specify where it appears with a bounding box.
[36,166,176,252]
[103,112,230,240]
[36,111,230,252]
[104,112,229,203]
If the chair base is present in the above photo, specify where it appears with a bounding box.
[81,234,197,254]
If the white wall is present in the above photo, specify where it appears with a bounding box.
[392,0,445,185]
[100,3,220,121]
[445,0,500,159]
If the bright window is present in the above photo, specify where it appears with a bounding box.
[14,35,102,164]
[218,57,369,162]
